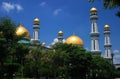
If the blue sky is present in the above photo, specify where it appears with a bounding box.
[0,0,120,64]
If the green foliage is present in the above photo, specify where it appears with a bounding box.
[13,77,32,79]
[52,43,92,79]
[4,63,21,79]
[113,68,120,78]
[0,17,30,79]
[89,55,114,79]
[0,37,7,61]
[0,17,17,79]
[13,44,29,64]
[0,17,17,43]
[40,50,56,77]
[24,47,42,78]
[103,0,120,9]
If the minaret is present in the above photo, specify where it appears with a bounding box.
[90,7,101,55]
[58,30,64,43]
[33,18,40,40]
[104,25,112,61]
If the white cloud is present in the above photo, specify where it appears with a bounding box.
[2,2,14,12]
[113,49,120,54]
[53,8,62,16]
[15,4,23,11]
[113,49,120,64]
[1,2,23,12]
[114,54,120,59]
[39,2,46,7]
[114,58,120,64]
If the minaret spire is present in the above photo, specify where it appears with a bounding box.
[104,25,112,62]
[58,30,64,43]
[33,18,40,40]
[90,7,101,55]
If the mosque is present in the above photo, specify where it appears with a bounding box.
[16,7,114,65]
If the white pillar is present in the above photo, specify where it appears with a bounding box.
[90,7,101,55]
[33,18,40,41]
[58,31,64,43]
[104,25,112,61]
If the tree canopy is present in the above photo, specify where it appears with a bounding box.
[0,17,30,79]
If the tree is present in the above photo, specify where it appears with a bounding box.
[24,46,42,78]
[40,50,57,79]
[0,36,7,79]
[89,55,114,79]
[113,68,120,78]
[49,49,67,79]
[24,46,68,79]
[53,43,92,79]
[0,17,18,43]
[4,63,20,79]
[89,0,120,17]
[0,17,17,79]
[0,17,29,79]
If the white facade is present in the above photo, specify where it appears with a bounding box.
[104,25,112,61]
[90,8,101,55]
[58,31,64,43]
[33,23,40,40]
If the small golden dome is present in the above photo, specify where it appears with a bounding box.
[34,18,40,24]
[65,35,84,46]
[16,24,30,38]
[90,7,97,12]
[104,24,110,29]
[58,30,63,35]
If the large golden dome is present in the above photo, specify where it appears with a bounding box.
[16,24,30,38]
[65,35,84,46]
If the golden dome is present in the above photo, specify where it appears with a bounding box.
[65,35,84,46]
[104,24,110,29]
[16,24,30,38]
[34,18,40,24]
[90,7,97,12]
[58,30,63,35]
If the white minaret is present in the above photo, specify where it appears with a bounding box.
[90,7,101,55]
[33,18,40,40]
[104,25,112,61]
[58,30,64,43]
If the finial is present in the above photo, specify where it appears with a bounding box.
[72,32,75,35]
[90,7,97,12]
[58,30,63,35]
[104,24,110,30]
[19,22,22,26]
[34,18,40,24]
